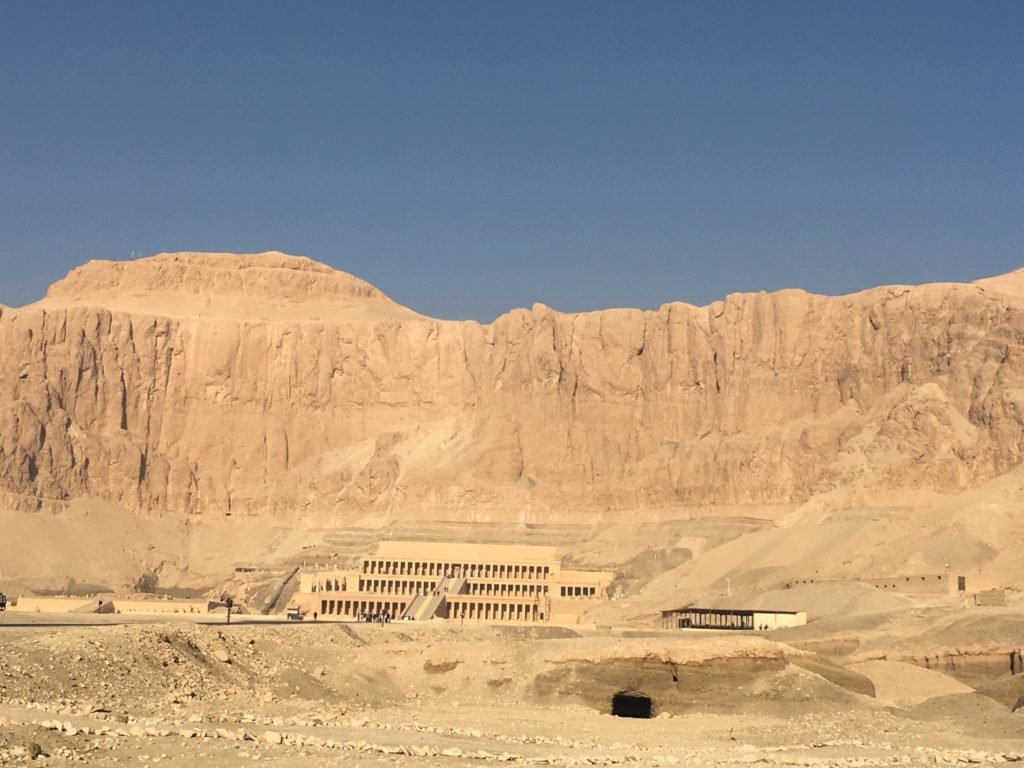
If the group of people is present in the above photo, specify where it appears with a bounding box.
[306,609,399,623]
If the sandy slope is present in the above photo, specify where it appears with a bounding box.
[617,464,1024,621]
[849,660,974,705]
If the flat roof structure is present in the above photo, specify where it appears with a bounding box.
[661,606,806,631]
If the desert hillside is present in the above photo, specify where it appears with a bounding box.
[3,252,1024,526]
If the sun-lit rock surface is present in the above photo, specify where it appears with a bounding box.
[2,252,1024,525]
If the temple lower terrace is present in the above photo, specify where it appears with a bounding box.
[295,541,613,624]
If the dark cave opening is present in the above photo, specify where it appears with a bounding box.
[611,691,653,719]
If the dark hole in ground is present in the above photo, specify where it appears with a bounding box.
[611,692,653,718]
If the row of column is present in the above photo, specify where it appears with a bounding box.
[559,585,598,598]
[321,578,555,598]
[676,611,753,630]
[320,598,406,618]
[357,578,439,595]
[449,600,541,623]
[362,559,450,576]
[364,559,551,580]
[468,583,547,597]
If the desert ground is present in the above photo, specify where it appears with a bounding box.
[3,469,1024,767]
[2,597,1024,767]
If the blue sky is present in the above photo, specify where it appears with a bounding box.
[1,2,1022,321]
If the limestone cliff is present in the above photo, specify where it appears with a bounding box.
[2,252,1023,522]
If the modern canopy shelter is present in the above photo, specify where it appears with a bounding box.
[661,607,806,631]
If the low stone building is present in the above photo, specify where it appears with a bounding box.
[109,598,213,615]
[783,572,998,595]
[10,596,214,615]
[860,574,958,594]
[296,541,613,625]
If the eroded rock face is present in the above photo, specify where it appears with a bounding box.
[2,252,1024,520]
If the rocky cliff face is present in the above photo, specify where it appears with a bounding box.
[2,252,1024,522]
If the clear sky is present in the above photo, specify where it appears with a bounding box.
[1,2,1022,321]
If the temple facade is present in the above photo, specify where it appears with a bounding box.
[295,541,613,625]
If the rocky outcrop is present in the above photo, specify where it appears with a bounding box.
[2,252,1024,521]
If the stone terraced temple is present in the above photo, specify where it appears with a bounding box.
[295,541,613,625]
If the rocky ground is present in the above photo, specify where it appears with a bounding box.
[1,616,1023,766]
